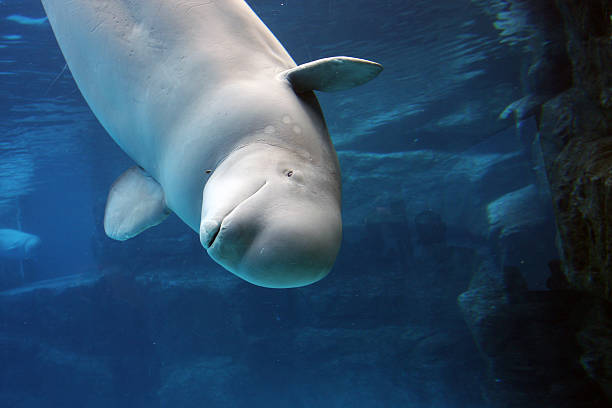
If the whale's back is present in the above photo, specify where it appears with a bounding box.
[40,0,296,172]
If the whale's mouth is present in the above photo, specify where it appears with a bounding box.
[206,224,221,248]
[203,181,268,250]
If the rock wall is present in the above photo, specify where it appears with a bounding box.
[539,0,611,300]
[459,257,610,407]
[516,0,612,402]
[464,2,612,406]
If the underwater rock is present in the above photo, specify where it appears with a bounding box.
[536,0,611,301]
[546,259,570,291]
[339,146,532,239]
[539,90,612,299]
[474,0,572,123]
[577,300,612,402]
[414,210,446,245]
[485,10,612,403]
[499,94,552,122]
[485,184,557,288]
[486,184,548,239]
[458,259,610,407]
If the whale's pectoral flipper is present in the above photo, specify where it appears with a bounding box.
[279,56,383,93]
[104,166,171,241]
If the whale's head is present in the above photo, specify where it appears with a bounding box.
[199,142,342,288]
[24,235,42,259]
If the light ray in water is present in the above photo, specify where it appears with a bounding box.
[5,15,48,25]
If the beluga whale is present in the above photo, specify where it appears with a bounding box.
[40,0,382,288]
[0,229,41,261]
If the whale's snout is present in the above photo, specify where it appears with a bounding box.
[199,144,342,288]
[201,190,342,288]
[200,219,221,249]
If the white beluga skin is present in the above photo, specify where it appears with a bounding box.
[0,229,41,261]
[41,0,382,288]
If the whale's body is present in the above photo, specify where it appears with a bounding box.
[41,0,381,287]
[0,229,41,261]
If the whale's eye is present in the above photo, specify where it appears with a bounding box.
[283,168,304,184]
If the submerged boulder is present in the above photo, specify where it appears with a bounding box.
[414,210,446,245]
[459,259,610,407]
[486,184,548,239]
[536,0,612,300]
[485,184,557,288]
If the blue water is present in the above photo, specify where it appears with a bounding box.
[0,1,563,407]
